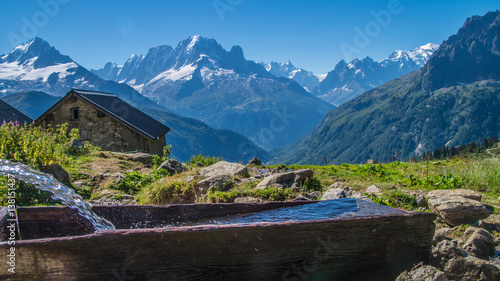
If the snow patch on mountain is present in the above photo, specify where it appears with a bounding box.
[149,64,197,83]
[201,67,237,80]
[316,73,327,82]
[187,35,201,51]
[0,59,77,81]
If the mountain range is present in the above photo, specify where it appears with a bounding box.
[91,35,335,149]
[315,43,439,106]
[261,44,438,107]
[0,38,270,163]
[276,11,500,165]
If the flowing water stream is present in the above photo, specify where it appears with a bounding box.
[0,159,115,231]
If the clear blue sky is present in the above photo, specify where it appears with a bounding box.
[1,0,499,74]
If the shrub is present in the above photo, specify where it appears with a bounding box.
[299,177,323,192]
[0,122,93,167]
[186,154,220,168]
[152,145,172,169]
[111,168,171,195]
[113,171,155,195]
[0,123,100,206]
[366,190,419,211]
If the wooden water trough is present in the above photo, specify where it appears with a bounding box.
[0,199,435,280]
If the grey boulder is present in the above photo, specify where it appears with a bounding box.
[194,175,233,201]
[463,228,496,260]
[321,186,371,201]
[395,265,449,281]
[428,195,491,226]
[39,163,70,185]
[200,161,248,178]
[255,169,313,190]
[159,159,187,174]
[428,189,482,202]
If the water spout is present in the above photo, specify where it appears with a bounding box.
[0,159,115,231]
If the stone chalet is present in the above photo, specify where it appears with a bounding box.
[0,98,33,125]
[35,89,170,155]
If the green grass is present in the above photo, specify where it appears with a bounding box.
[1,120,499,211]
[137,179,195,205]
[264,154,500,210]
[206,183,299,203]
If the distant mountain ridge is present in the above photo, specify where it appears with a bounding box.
[259,61,321,93]
[92,35,335,149]
[420,12,500,90]
[314,43,439,106]
[1,91,60,119]
[276,11,500,165]
[258,44,438,107]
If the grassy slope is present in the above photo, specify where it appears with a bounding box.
[65,143,500,212]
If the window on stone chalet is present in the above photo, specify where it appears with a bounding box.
[71,107,80,121]
[44,113,54,122]
[97,111,105,118]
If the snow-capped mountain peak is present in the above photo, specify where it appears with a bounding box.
[262,61,297,76]
[0,38,164,112]
[420,42,440,51]
[1,37,73,69]
[0,37,78,85]
[385,43,439,67]
[187,35,202,51]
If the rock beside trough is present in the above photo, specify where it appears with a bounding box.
[255,169,313,190]
[200,161,248,178]
[428,195,491,226]
[395,265,449,281]
[321,186,371,201]
[40,163,70,185]
[428,189,482,202]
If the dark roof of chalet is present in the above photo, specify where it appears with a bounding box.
[72,89,170,139]
[0,99,33,125]
[37,89,169,139]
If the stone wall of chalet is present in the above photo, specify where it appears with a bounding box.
[40,95,164,155]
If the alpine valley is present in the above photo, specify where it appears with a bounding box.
[276,11,500,165]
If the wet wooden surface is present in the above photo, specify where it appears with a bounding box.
[15,201,315,239]
[0,200,436,280]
